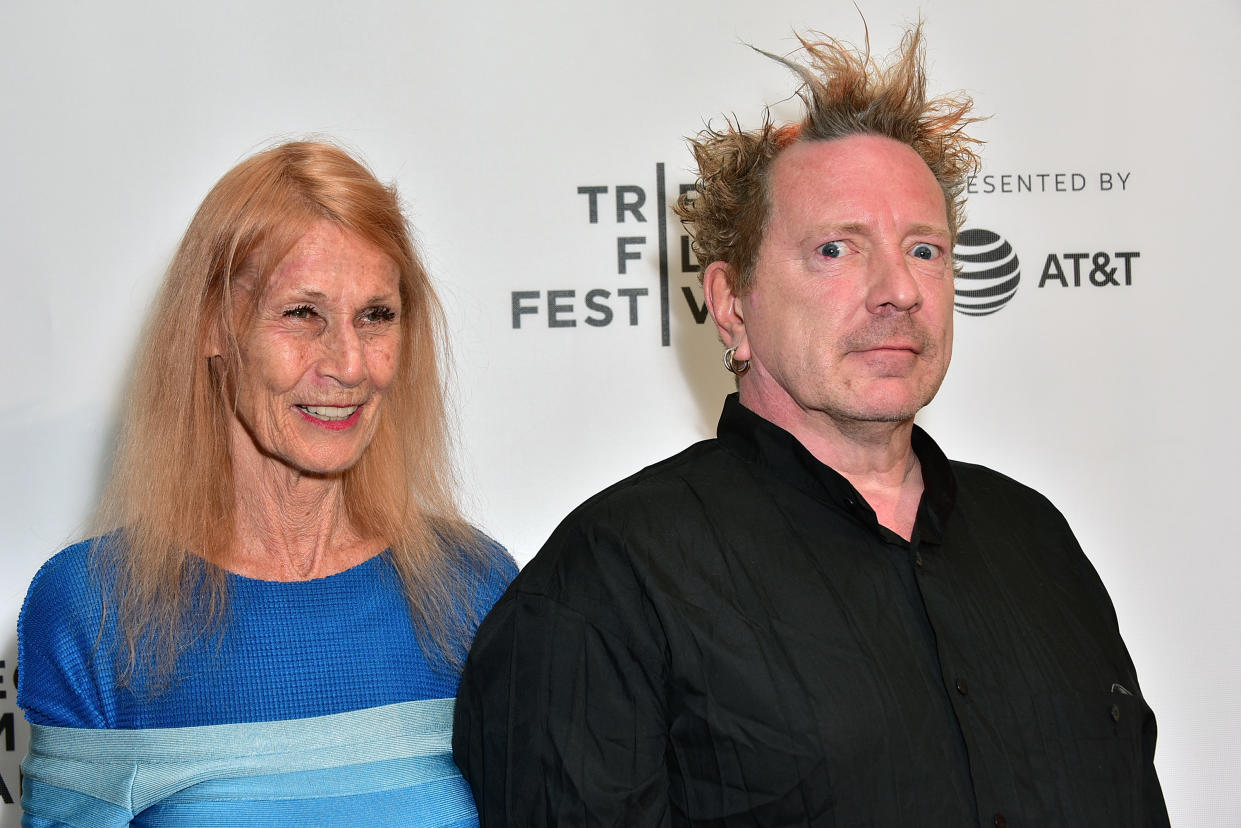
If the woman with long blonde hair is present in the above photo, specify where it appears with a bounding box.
[17,140,514,826]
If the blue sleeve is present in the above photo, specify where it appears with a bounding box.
[17,542,114,729]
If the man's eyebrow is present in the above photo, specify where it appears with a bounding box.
[803,221,871,239]
[907,223,950,237]
[812,222,949,236]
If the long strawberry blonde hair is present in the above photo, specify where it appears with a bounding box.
[91,140,499,687]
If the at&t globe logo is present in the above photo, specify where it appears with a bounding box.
[953,228,1020,316]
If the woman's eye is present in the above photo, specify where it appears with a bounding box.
[361,306,397,324]
[817,241,848,259]
[910,243,940,260]
[283,305,316,319]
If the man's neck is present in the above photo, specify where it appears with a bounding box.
[738,392,925,541]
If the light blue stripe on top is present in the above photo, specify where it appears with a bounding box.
[22,698,477,826]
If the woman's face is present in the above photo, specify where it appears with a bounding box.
[227,220,403,479]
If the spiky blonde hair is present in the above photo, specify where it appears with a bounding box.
[675,22,982,293]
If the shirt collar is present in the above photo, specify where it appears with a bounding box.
[715,393,957,545]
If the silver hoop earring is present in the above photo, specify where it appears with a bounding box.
[723,346,750,376]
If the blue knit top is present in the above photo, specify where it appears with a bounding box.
[16,537,516,826]
[19,538,515,729]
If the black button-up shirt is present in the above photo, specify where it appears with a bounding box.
[455,395,1168,826]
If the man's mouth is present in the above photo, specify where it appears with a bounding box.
[858,342,921,355]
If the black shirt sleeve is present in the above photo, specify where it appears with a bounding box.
[454,522,672,827]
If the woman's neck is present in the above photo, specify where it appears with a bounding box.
[221,456,380,581]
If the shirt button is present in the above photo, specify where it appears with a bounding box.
[1111,704,1121,722]
[993,814,1007,828]
[955,678,968,695]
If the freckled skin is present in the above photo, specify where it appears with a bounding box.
[228,221,402,481]
[722,135,956,432]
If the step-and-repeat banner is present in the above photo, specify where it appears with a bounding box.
[2,1,1237,822]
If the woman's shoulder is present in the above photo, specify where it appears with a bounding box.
[456,531,518,613]
[476,532,518,576]
[22,538,107,622]
[18,537,118,728]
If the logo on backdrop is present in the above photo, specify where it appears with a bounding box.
[0,660,16,805]
[508,164,1141,332]
[953,226,1141,316]
[510,163,700,346]
[965,170,1132,195]
[953,229,1021,317]
[952,166,1140,315]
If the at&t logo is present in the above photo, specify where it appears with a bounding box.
[953,228,1020,317]
[953,228,1140,316]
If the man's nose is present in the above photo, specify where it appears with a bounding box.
[866,248,922,314]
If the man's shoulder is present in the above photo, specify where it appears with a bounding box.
[941,458,1089,559]
[948,458,1063,515]
[510,439,733,596]
[570,436,734,518]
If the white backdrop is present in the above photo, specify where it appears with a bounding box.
[3,1,1238,823]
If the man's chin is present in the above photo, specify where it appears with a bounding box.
[834,381,939,421]
[827,408,920,429]
[823,389,944,429]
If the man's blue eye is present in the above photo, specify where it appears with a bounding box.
[817,241,846,258]
[910,243,938,260]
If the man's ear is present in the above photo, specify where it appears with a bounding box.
[703,261,750,361]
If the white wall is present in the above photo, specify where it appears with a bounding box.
[2,1,1237,822]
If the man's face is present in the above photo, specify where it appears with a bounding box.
[730,134,955,429]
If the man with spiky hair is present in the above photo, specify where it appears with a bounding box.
[455,24,1168,827]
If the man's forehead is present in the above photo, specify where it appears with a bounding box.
[766,135,948,228]
[773,133,935,172]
